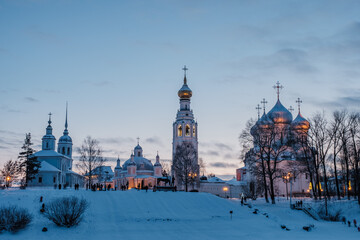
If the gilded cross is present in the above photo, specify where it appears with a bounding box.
[256,104,262,119]
[273,81,283,100]
[296,98,302,112]
[261,98,268,113]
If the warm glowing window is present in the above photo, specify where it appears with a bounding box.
[185,124,190,136]
[193,126,196,136]
[178,125,182,136]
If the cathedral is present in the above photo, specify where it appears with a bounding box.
[240,82,310,197]
[112,141,163,189]
[28,106,83,188]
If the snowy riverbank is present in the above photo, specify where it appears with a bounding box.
[0,188,359,239]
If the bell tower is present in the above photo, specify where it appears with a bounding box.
[172,66,199,189]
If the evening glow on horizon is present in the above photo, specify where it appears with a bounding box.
[1,0,360,179]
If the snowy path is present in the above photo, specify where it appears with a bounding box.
[0,189,359,239]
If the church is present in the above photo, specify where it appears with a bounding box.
[28,106,84,188]
[239,82,310,198]
[112,141,163,189]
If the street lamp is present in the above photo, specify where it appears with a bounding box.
[6,176,10,188]
[104,171,109,191]
[223,186,228,198]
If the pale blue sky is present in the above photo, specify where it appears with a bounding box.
[1,0,360,178]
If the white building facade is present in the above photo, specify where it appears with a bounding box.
[28,108,83,188]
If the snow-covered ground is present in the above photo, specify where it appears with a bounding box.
[0,189,359,240]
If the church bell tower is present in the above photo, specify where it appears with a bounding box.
[172,66,199,190]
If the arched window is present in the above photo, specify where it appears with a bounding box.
[62,147,65,154]
[46,142,49,149]
[193,126,196,136]
[185,124,190,136]
[67,147,70,155]
[178,125,182,137]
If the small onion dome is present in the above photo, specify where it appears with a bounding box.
[267,100,293,124]
[250,122,259,136]
[154,161,162,167]
[59,134,72,143]
[115,158,122,169]
[134,144,142,150]
[291,112,310,131]
[178,77,192,99]
[200,175,208,181]
[257,113,274,129]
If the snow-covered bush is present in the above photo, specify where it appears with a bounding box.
[44,196,88,227]
[317,204,342,221]
[0,205,32,233]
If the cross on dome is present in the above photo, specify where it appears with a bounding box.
[261,98,268,113]
[65,102,68,130]
[182,65,188,84]
[48,112,52,124]
[256,104,262,119]
[288,106,294,114]
[182,65,188,76]
[296,98,302,113]
[273,81,283,100]
[137,137,140,145]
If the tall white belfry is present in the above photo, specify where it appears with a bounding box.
[172,66,199,188]
[58,103,73,159]
[42,113,56,151]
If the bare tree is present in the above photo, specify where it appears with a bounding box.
[1,160,18,187]
[172,142,199,192]
[329,110,346,200]
[348,112,360,204]
[160,160,171,176]
[76,136,105,189]
[239,119,267,201]
[261,126,291,204]
[199,158,206,176]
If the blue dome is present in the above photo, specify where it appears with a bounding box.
[267,100,293,124]
[59,135,72,143]
[123,157,154,171]
[134,144,142,150]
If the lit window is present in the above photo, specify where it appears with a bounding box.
[185,125,190,136]
[193,126,196,136]
[178,125,182,137]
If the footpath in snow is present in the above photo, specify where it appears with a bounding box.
[0,188,359,240]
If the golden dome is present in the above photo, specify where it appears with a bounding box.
[178,76,192,99]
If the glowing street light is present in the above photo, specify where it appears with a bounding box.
[223,186,229,198]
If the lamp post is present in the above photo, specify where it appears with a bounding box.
[188,172,197,191]
[223,186,229,198]
[6,176,10,188]
[104,171,109,191]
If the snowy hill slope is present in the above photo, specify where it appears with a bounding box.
[0,189,359,240]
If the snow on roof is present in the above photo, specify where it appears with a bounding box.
[39,161,61,172]
[66,170,84,177]
[33,150,70,159]
[226,177,247,186]
[207,177,225,183]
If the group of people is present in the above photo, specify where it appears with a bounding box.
[342,217,360,232]
[87,183,112,191]
[116,182,129,191]
[295,200,303,208]
[53,183,81,190]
